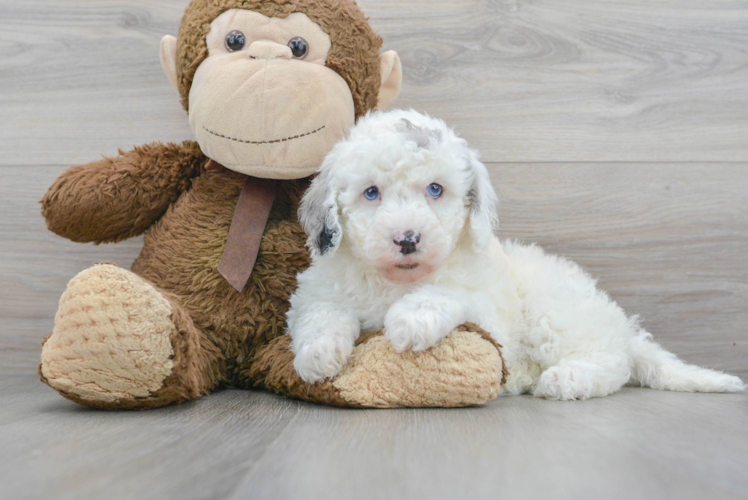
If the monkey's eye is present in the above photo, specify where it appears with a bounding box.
[363,186,380,201]
[427,183,443,199]
[288,37,309,59]
[225,30,246,52]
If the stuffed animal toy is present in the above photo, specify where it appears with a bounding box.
[38,0,507,410]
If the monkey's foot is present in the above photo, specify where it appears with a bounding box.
[39,263,219,410]
[249,323,507,408]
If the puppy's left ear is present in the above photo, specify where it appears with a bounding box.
[465,150,499,251]
[298,153,342,257]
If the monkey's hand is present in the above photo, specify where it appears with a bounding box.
[41,141,205,243]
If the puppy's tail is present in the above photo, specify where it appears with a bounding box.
[629,332,745,393]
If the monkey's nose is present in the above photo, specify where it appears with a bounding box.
[393,231,421,255]
[247,41,293,60]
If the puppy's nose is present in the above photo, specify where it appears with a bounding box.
[393,230,421,255]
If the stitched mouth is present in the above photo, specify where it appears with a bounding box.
[395,263,420,270]
[203,125,325,145]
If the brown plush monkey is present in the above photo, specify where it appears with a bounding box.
[38,0,506,410]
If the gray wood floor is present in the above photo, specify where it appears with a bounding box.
[1,1,747,499]
[3,374,748,500]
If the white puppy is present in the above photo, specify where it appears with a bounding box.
[287,109,745,400]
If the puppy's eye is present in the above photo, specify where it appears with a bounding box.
[427,183,443,199]
[288,37,309,59]
[363,186,380,201]
[225,31,246,52]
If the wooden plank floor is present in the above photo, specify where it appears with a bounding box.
[1,1,747,499]
[2,374,747,500]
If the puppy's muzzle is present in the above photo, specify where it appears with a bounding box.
[393,230,421,255]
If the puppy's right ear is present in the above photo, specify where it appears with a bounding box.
[299,154,342,257]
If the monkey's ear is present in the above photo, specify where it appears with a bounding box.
[378,51,402,110]
[160,35,179,92]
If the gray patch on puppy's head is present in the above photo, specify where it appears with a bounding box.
[396,118,442,149]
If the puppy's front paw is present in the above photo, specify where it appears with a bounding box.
[293,334,355,384]
[533,362,598,400]
[384,295,458,353]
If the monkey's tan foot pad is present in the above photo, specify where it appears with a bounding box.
[39,263,177,408]
[250,323,508,408]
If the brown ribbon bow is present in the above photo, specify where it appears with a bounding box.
[208,160,279,292]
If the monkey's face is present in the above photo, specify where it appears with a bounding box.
[184,10,354,179]
[161,2,401,179]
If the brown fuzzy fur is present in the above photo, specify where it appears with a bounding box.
[132,163,312,388]
[176,0,383,117]
[41,141,205,244]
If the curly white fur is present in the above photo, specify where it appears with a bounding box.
[287,109,745,400]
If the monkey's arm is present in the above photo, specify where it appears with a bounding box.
[41,141,205,244]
